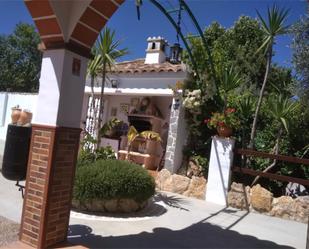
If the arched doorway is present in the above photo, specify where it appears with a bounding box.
[20,1,124,248]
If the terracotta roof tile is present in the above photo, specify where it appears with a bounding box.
[111,59,185,74]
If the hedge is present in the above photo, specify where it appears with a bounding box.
[73,159,155,203]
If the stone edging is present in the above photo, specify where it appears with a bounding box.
[72,198,147,213]
[227,182,309,223]
[155,169,206,200]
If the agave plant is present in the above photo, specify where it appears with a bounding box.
[126,126,161,161]
[248,5,290,149]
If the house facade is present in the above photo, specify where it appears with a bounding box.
[0,37,188,173]
[81,36,188,172]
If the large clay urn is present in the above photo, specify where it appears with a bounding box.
[18,110,33,126]
[217,125,233,138]
[11,107,21,124]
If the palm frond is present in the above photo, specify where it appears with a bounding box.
[256,5,289,54]
[219,65,242,93]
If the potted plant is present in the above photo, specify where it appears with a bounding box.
[204,108,240,137]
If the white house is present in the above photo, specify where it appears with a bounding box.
[81,36,188,172]
[0,36,188,173]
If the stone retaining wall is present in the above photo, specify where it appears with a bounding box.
[72,198,147,213]
[228,182,309,223]
[156,169,206,200]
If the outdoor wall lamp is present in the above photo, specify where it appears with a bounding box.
[173,97,181,110]
[111,79,119,88]
[170,43,182,64]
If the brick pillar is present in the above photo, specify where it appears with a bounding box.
[19,49,88,248]
[20,125,80,248]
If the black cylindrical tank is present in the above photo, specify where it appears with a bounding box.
[2,124,32,181]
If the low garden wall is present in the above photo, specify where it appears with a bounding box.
[228,182,309,223]
[72,198,147,213]
[155,171,308,223]
[155,169,206,200]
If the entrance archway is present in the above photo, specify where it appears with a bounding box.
[20,1,123,248]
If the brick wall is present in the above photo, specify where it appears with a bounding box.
[20,125,81,248]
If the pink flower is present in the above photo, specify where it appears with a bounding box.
[218,121,225,127]
[204,119,210,124]
[226,108,236,114]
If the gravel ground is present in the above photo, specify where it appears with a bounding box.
[0,216,19,247]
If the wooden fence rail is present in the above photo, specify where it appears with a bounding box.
[232,148,309,186]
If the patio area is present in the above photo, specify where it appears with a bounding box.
[0,174,306,249]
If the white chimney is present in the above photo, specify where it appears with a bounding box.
[145,36,168,64]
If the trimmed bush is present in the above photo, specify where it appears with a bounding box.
[77,146,116,167]
[73,159,155,204]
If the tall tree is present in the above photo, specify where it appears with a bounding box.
[95,28,128,147]
[0,23,41,92]
[291,14,309,118]
[248,5,289,149]
[181,15,293,155]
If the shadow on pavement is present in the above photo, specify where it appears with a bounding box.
[68,220,294,249]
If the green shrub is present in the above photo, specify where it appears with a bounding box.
[77,146,116,167]
[73,159,155,203]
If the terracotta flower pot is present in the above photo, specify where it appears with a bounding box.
[18,110,33,125]
[11,107,21,124]
[217,125,233,138]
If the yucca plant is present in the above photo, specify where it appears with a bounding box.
[248,5,289,149]
[95,28,128,147]
[237,95,256,149]
[251,95,299,185]
[126,126,161,161]
[218,65,243,110]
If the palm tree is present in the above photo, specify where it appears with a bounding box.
[95,28,128,148]
[248,5,289,149]
[87,51,102,111]
[251,95,299,185]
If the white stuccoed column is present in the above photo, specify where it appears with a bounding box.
[206,136,235,206]
[20,48,89,248]
[35,49,88,128]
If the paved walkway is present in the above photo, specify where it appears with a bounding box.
[0,174,307,248]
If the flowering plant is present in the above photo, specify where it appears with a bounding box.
[183,89,202,113]
[204,108,240,129]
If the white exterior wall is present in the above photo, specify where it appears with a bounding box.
[145,51,166,64]
[35,49,88,128]
[85,71,187,90]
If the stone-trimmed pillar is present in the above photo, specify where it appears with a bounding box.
[206,136,235,206]
[164,98,187,173]
[20,49,88,248]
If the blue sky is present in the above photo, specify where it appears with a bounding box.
[0,0,307,67]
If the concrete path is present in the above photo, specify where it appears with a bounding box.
[0,175,24,223]
[0,174,307,248]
